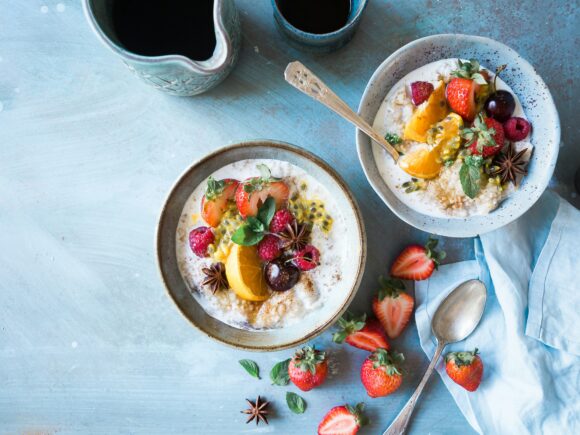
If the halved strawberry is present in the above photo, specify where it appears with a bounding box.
[372,277,414,339]
[235,165,289,218]
[446,78,479,121]
[390,237,446,281]
[318,403,368,435]
[333,313,389,352]
[200,177,239,227]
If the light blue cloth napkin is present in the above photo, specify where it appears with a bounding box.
[415,191,580,434]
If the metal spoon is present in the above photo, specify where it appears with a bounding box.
[284,61,400,162]
[383,279,487,435]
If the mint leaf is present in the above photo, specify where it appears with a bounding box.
[286,392,306,414]
[231,224,264,246]
[257,164,271,180]
[270,359,291,386]
[257,197,276,227]
[385,132,402,145]
[238,359,260,379]
[205,176,225,201]
[459,161,481,199]
[246,216,265,233]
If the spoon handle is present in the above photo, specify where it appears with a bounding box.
[383,341,446,435]
[284,61,400,162]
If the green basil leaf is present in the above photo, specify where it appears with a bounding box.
[270,358,291,386]
[257,197,276,227]
[286,392,306,414]
[459,162,481,199]
[231,224,264,246]
[238,359,260,379]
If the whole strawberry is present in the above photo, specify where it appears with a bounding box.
[360,348,404,398]
[333,312,390,352]
[372,278,414,339]
[445,348,483,392]
[463,114,505,158]
[288,346,328,392]
[318,403,368,435]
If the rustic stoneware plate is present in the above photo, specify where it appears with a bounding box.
[356,34,560,237]
[157,140,366,351]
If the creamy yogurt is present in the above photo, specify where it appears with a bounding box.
[176,159,347,330]
[372,59,532,218]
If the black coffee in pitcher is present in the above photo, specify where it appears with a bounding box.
[276,0,351,34]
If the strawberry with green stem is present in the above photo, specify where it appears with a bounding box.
[333,312,390,352]
[372,277,414,339]
[235,164,289,218]
[445,348,484,392]
[288,346,328,392]
[318,403,369,435]
[360,349,405,398]
[390,237,446,281]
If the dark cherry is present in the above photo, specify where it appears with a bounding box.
[484,90,516,122]
[264,259,300,292]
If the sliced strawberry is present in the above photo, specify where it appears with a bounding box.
[200,178,239,227]
[235,179,289,218]
[446,78,479,121]
[318,403,368,435]
[390,237,446,281]
[333,313,389,352]
[410,81,434,106]
[372,277,414,339]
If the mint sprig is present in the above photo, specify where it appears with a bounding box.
[459,155,484,199]
[205,176,226,201]
[243,164,281,193]
[231,197,275,246]
[270,359,291,386]
[238,359,260,379]
[286,392,306,414]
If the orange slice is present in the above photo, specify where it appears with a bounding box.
[403,81,448,143]
[225,244,269,302]
[398,147,443,179]
[427,113,464,161]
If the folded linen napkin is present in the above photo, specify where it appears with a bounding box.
[415,191,580,434]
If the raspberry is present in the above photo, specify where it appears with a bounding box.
[293,245,320,271]
[410,81,434,106]
[503,117,531,141]
[269,209,295,233]
[257,234,281,262]
[188,226,214,258]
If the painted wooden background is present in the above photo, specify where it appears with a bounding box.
[0,0,577,433]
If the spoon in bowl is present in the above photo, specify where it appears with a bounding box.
[284,61,400,162]
[383,279,487,435]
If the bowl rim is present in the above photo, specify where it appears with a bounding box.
[156,139,367,351]
[356,33,561,237]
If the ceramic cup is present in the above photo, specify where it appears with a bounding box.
[271,0,369,53]
[82,0,241,96]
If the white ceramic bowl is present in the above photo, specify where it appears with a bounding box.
[356,34,560,237]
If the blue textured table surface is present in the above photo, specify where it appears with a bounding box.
[1,1,578,434]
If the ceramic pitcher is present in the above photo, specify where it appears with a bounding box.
[83,0,241,96]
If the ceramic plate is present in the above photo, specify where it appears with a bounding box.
[156,140,366,351]
[356,34,560,237]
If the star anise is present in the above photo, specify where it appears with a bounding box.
[241,396,269,425]
[278,221,311,251]
[491,143,529,185]
[201,262,228,294]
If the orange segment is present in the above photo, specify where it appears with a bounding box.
[225,244,269,302]
[398,147,443,179]
[403,81,448,143]
[427,113,464,161]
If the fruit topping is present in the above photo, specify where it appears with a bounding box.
[264,258,300,291]
[450,59,489,85]
[293,245,320,271]
[403,81,448,143]
[279,221,311,252]
[503,117,531,141]
[446,77,479,121]
[410,81,435,106]
[491,143,529,185]
[225,244,269,301]
[235,164,289,218]
[398,146,443,179]
[484,90,515,123]
[288,346,328,391]
[333,312,390,352]
[189,226,215,258]
[360,349,404,398]
[257,234,282,262]
[269,208,295,233]
[372,278,414,339]
[201,262,229,293]
[427,113,464,162]
[317,403,368,435]
[231,197,275,247]
[463,114,505,158]
[445,348,484,392]
[201,177,239,227]
[390,237,446,281]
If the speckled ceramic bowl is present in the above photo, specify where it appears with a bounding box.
[156,140,366,351]
[271,0,368,53]
[356,34,560,237]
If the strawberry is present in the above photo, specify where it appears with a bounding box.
[446,78,480,121]
[235,165,289,219]
[288,346,328,392]
[360,349,404,398]
[318,403,368,435]
[390,237,446,281]
[463,114,505,157]
[372,278,414,339]
[333,313,390,352]
[201,177,239,227]
[410,81,434,106]
[445,348,483,392]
